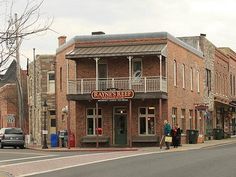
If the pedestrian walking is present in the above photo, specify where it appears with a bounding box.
[171,124,181,148]
[163,120,172,150]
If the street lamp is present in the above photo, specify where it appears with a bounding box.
[42,100,48,149]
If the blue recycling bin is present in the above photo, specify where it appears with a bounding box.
[50,134,59,147]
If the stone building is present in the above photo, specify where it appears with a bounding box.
[28,55,56,145]
[55,32,205,147]
[0,60,28,133]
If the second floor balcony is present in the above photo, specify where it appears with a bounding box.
[68,76,167,100]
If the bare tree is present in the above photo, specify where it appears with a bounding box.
[0,0,53,72]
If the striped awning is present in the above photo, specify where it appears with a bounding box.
[66,44,166,59]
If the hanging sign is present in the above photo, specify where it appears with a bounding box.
[91,90,135,100]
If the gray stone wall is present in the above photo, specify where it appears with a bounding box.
[28,55,56,145]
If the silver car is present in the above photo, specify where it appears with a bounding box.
[0,128,25,149]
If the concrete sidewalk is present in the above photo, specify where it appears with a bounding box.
[27,136,236,153]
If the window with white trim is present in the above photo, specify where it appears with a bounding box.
[47,71,55,93]
[87,108,102,135]
[172,107,177,126]
[174,60,177,86]
[139,107,155,135]
[197,70,200,93]
[189,110,193,129]
[181,109,186,133]
[190,67,193,91]
[132,59,142,82]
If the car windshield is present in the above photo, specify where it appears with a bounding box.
[5,129,23,134]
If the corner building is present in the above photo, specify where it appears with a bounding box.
[55,32,204,147]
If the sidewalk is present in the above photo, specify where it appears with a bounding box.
[27,136,236,153]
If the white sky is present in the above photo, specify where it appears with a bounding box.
[9,0,236,68]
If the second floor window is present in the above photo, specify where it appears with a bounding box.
[190,67,193,91]
[197,70,200,93]
[174,60,177,86]
[47,71,55,93]
[132,59,142,82]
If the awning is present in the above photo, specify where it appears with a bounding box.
[66,44,167,59]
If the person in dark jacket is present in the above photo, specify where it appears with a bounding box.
[171,124,181,148]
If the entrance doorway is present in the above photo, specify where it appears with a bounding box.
[114,107,127,146]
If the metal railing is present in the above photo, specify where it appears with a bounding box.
[68,76,167,94]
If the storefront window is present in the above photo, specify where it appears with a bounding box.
[139,107,155,135]
[87,108,102,135]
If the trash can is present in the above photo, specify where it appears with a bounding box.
[186,129,199,144]
[69,133,75,147]
[50,134,59,147]
[213,128,224,140]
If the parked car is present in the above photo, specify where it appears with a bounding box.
[0,128,25,149]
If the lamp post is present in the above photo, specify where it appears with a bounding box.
[42,100,48,149]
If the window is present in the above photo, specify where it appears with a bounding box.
[172,107,177,126]
[47,71,55,93]
[60,67,62,91]
[181,109,186,133]
[182,64,185,88]
[230,74,233,95]
[132,59,142,82]
[197,70,200,93]
[206,69,211,96]
[189,110,193,129]
[51,119,56,127]
[195,110,198,130]
[87,108,102,135]
[174,60,177,86]
[139,107,155,135]
[190,67,193,91]
[233,75,236,96]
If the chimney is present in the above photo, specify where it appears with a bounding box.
[200,33,206,37]
[58,36,67,47]
[91,31,105,35]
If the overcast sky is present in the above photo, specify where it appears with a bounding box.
[9,0,236,68]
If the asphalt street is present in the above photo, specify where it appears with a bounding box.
[0,142,235,177]
[30,143,236,177]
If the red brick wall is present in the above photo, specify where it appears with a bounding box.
[55,44,77,142]
[0,84,18,128]
[167,40,204,131]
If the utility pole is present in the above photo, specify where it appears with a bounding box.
[33,48,36,142]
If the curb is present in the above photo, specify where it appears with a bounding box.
[27,147,139,152]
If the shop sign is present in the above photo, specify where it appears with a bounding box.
[194,103,208,110]
[91,90,135,100]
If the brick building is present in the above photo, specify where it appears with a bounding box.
[179,35,233,138]
[0,60,28,133]
[218,47,236,135]
[28,55,56,145]
[56,32,205,147]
